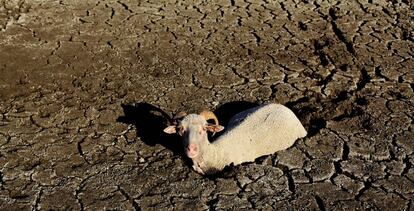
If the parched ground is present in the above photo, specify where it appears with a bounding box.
[0,0,413,210]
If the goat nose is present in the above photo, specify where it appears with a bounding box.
[187,144,197,152]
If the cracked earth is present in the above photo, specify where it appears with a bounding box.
[0,0,413,210]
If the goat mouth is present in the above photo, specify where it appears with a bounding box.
[186,151,198,158]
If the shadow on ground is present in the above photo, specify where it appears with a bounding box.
[117,103,183,155]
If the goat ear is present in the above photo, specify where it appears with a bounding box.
[163,125,177,134]
[205,124,225,133]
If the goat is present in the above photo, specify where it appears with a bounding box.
[164,104,307,175]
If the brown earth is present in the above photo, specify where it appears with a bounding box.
[0,0,413,210]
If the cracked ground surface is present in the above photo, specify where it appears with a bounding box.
[0,0,413,210]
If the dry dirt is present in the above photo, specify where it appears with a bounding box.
[0,0,413,210]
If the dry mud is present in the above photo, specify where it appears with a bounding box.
[0,0,413,210]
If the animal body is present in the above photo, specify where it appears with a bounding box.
[164,103,307,174]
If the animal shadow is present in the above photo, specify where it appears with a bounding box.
[117,102,183,155]
[213,101,260,128]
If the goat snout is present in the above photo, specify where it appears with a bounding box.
[186,144,198,158]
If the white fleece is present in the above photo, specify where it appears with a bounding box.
[198,104,307,173]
